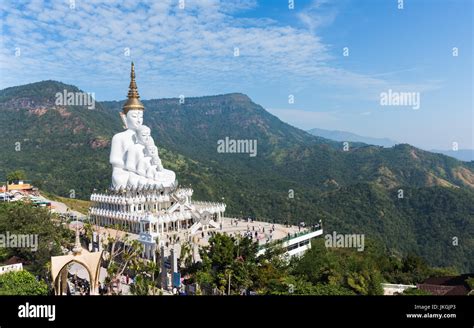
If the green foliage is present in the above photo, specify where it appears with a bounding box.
[102,234,144,295]
[0,81,120,199]
[313,184,474,272]
[309,283,356,296]
[292,239,385,295]
[402,288,432,296]
[346,270,384,295]
[195,270,214,288]
[6,170,27,182]
[0,202,73,279]
[290,238,454,295]
[203,233,235,271]
[195,234,259,294]
[129,260,160,295]
[466,277,474,291]
[129,274,149,296]
[400,254,431,284]
[0,270,48,295]
[188,233,434,295]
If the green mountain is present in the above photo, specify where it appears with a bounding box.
[1,81,473,272]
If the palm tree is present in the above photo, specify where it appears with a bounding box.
[129,259,159,295]
[179,241,192,268]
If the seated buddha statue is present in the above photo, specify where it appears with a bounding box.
[110,62,176,189]
[110,63,144,190]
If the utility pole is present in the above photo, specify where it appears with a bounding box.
[2,177,6,202]
[228,272,231,296]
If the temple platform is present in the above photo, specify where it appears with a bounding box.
[90,217,322,260]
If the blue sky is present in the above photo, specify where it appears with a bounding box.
[0,0,472,150]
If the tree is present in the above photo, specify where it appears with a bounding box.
[0,270,48,295]
[195,271,214,295]
[101,229,143,295]
[229,259,253,294]
[402,288,432,296]
[310,283,356,296]
[0,202,73,279]
[129,274,149,296]
[400,254,431,284]
[179,241,193,269]
[192,234,261,294]
[6,170,27,182]
[205,233,235,271]
[293,239,344,285]
[346,270,384,295]
[465,277,474,291]
[129,260,160,295]
[236,236,258,263]
[83,222,94,246]
[185,232,456,296]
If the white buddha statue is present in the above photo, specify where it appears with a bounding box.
[110,110,143,189]
[152,151,176,185]
[110,62,176,189]
[136,144,176,187]
[137,144,157,177]
[146,150,166,185]
[125,125,151,171]
[110,62,145,189]
[125,125,151,187]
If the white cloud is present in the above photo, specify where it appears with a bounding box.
[298,0,338,33]
[0,0,438,102]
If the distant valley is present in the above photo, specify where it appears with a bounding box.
[308,127,473,163]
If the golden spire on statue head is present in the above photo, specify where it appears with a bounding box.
[122,62,144,114]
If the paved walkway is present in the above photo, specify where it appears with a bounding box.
[217,217,304,246]
[48,200,86,220]
[153,217,306,261]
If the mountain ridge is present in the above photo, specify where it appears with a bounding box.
[308,127,398,148]
[308,127,473,163]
